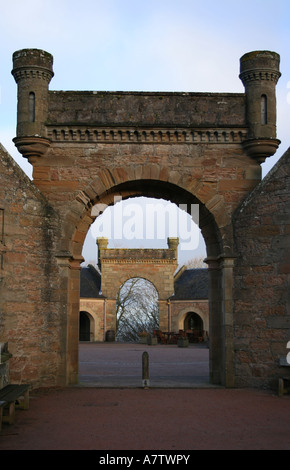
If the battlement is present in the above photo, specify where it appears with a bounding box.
[12,48,54,83]
[12,48,281,163]
[97,237,179,268]
[239,50,281,84]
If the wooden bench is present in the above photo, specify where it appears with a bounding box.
[278,377,290,397]
[0,384,30,426]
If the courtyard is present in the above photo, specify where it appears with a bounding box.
[0,342,289,450]
[78,342,211,388]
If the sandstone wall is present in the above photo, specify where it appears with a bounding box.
[233,148,290,388]
[47,91,246,128]
[0,145,64,388]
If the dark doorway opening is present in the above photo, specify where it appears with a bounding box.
[79,311,90,341]
[184,312,204,343]
[185,312,203,331]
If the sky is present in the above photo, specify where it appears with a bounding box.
[0,0,289,265]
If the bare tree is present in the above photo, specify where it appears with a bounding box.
[184,255,207,269]
[116,278,159,342]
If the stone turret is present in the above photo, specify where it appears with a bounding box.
[11,48,54,160]
[239,50,281,163]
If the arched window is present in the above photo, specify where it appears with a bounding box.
[29,92,35,123]
[261,94,267,125]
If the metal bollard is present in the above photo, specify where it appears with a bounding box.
[142,351,150,389]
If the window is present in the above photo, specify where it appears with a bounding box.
[29,92,35,122]
[261,94,267,125]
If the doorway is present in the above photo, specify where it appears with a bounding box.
[79,311,91,341]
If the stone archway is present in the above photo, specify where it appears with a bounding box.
[7,48,282,389]
[65,179,231,386]
[176,306,209,339]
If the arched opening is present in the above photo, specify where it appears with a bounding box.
[116,277,159,342]
[79,311,91,342]
[185,312,203,331]
[77,188,215,386]
[82,194,207,268]
[184,312,204,343]
[68,178,232,387]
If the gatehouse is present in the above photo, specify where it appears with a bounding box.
[0,49,289,390]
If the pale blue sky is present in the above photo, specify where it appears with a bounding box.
[0,0,289,264]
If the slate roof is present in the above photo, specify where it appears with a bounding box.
[80,265,103,298]
[172,268,209,300]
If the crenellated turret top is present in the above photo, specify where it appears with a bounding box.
[239,50,281,84]
[12,48,54,83]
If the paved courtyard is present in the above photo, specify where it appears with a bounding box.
[78,342,211,388]
[0,342,289,450]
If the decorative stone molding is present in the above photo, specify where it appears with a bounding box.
[47,126,248,145]
[70,256,84,270]
[239,70,281,84]
[242,138,281,163]
[12,68,54,83]
[101,258,176,264]
[13,136,51,159]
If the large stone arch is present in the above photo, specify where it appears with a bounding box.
[4,47,284,390]
[57,173,227,386]
[62,176,231,386]
[58,169,225,261]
